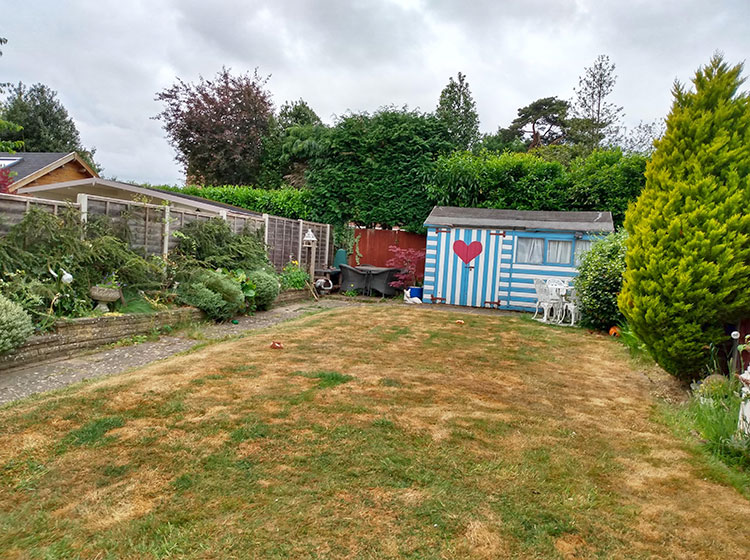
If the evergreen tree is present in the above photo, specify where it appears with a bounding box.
[619,54,750,379]
[0,37,23,153]
[569,55,623,151]
[436,72,480,150]
[1,83,98,169]
[510,96,570,149]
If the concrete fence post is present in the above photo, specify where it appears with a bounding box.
[162,206,171,258]
[77,193,88,223]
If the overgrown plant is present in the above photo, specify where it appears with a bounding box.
[0,293,34,355]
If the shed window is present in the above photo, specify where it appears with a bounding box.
[574,239,593,266]
[516,237,544,264]
[547,240,572,264]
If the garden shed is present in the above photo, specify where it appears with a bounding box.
[422,206,614,311]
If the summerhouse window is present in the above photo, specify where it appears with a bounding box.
[547,240,572,264]
[574,239,593,266]
[516,237,544,264]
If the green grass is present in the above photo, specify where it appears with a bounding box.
[60,416,124,448]
[293,370,354,388]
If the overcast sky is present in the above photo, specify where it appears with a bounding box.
[2,0,748,185]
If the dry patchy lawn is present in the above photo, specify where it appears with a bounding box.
[1,305,749,559]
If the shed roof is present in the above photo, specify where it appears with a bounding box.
[424,206,614,232]
[0,152,98,190]
[16,178,263,217]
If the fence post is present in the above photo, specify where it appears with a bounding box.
[297,219,304,264]
[219,210,227,221]
[162,206,171,258]
[263,214,269,245]
[77,193,88,223]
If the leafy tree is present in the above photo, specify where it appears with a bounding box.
[0,37,23,154]
[476,127,526,154]
[154,68,274,185]
[306,108,453,231]
[566,149,647,227]
[618,119,665,155]
[436,72,480,150]
[278,99,322,129]
[427,151,569,210]
[1,83,98,169]
[569,55,623,151]
[510,96,570,148]
[619,54,750,379]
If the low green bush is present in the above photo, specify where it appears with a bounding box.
[176,269,244,321]
[574,231,627,331]
[248,270,280,310]
[0,293,34,355]
[280,261,309,290]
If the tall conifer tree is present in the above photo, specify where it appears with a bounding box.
[619,54,750,379]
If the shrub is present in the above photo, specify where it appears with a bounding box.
[248,270,279,310]
[176,269,244,321]
[385,245,425,289]
[574,231,627,331]
[279,261,309,290]
[619,55,750,380]
[0,293,34,355]
[175,218,271,271]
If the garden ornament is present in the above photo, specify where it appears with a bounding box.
[61,269,73,285]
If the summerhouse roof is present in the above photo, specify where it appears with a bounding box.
[424,206,614,232]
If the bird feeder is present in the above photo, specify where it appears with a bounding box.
[303,229,317,280]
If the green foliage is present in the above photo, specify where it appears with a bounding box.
[0,209,164,327]
[62,416,124,447]
[248,270,279,310]
[574,231,627,330]
[176,269,244,321]
[681,377,750,470]
[0,293,33,355]
[280,261,309,290]
[0,82,98,171]
[476,127,526,154]
[174,217,272,271]
[620,55,750,380]
[510,96,570,148]
[427,151,569,210]
[158,185,315,221]
[566,149,647,227]
[306,108,454,232]
[436,72,480,150]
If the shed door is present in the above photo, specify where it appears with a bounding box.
[433,228,503,307]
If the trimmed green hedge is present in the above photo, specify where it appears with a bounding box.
[157,185,316,221]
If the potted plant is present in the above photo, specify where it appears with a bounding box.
[385,245,426,300]
[90,273,123,312]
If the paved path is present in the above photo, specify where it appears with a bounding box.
[0,300,351,406]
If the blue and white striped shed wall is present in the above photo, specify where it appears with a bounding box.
[422,207,614,311]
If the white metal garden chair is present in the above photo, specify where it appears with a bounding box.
[559,287,580,326]
[545,278,568,323]
[533,278,557,322]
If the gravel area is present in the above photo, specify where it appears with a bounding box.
[0,299,352,406]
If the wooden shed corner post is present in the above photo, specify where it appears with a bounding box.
[76,193,88,223]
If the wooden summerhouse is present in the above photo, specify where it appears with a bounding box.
[422,206,614,311]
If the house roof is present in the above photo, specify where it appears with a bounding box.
[0,152,98,190]
[16,178,263,217]
[424,206,614,232]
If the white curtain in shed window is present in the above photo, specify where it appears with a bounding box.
[516,237,544,264]
[547,240,572,264]
[574,240,593,266]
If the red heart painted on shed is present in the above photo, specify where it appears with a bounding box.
[453,240,483,264]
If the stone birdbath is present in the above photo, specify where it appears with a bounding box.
[90,285,122,312]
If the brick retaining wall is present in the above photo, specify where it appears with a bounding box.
[0,307,204,373]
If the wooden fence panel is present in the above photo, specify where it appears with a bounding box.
[1,193,332,271]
